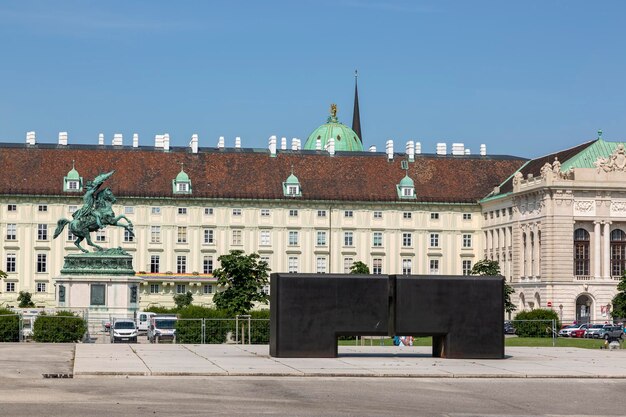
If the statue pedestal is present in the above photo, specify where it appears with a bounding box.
[54,248,141,324]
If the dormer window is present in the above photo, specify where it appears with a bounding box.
[283,170,302,198]
[397,174,416,200]
[63,161,83,192]
[177,182,189,193]
[402,187,414,197]
[287,185,299,196]
[172,165,192,195]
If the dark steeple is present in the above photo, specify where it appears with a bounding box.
[352,70,362,143]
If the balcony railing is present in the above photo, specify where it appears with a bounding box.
[575,275,591,281]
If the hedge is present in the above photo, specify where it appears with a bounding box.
[0,308,19,342]
[33,311,87,342]
[513,309,560,337]
[174,306,269,344]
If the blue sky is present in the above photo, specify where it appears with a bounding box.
[1,0,625,158]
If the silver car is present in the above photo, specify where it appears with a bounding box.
[584,324,605,338]
[110,319,138,343]
[596,325,624,340]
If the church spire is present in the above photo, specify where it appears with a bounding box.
[352,70,362,143]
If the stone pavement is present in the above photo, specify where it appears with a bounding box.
[73,344,626,378]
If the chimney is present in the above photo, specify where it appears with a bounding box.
[291,138,298,150]
[26,131,36,145]
[386,139,394,160]
[406,140,415,162]
[436,142,447,155]
[217,136,225,149]
[451,143,465,156]
[98,133,104,145]
[316,137,322,150]
[190,134,198,154]
[368,145,377,152]
[132,133,139,148]
[235,137,241,148]
[296,138,301,150]
[480,144,487,156]
[163,134,170,151]
[58,131,68,146]
[328,137,335,156]
[112,133,123,146]
[281,137,287,150]
[415,142,421,154]
[268,135,277,157]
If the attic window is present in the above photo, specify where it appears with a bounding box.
[402,187,414,197]
[177,183,189,192]
[287,185,299,196]
[282,170,302,198]
[396,174,416,200]
[67,180,79,191]
[63,162,83,193]
[172,166,192,195]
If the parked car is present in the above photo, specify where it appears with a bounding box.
[110,319,138,343]
[596,325,624,340]
[558,324,588,337]
[504,321,516,335]
[584,324,605,338]
[136,311,156,333]
[147,315,177,343]
[570,328,586,338]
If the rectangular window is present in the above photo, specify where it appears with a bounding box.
[430,233,439,247]
[90,284,105,306]
[317,210,326,217]
[316,257,327,274]
[463,234,472,248]
[288,256,299,273]
[150,255,160,273]
[344,210,354,218]
[37,253,47,273]
[150,284,160,294]
[403,212,412,219]
[6,224,16,240]
[178,207,187,215]
[260,230,271,246]
[6,253,16,273]
[288,230,299,246]
[176,284,187,294]
[316,231,327,246]
[67,180,79,190]
[232,230,242,245]
[402,187,414,197]
[38,205,47,212]
[344,231,354,246]
[431,212,439,220]
[462,260,472,275]
[343,257,354,273]
[68,205,77,213]
[203,284,213,294]
[151,207,161,215]
[177,226,187,243]
[402,258,412,275]
[37,224,48,240]
[67,228,74,241]
[95,230,106,242]
[402,232,412,247]
[151,226,161,243]
[463,213,472,220]
[7,204,16,212]
[430,259,440,274]
[124,206,134,214]
[260,256,270,269]
[177,183,188,193]
[289,209,298,217]
[203,256,214,274]
[373,232,383,247]
[373,258,383,275]
[204,207,214,215]
[232,208,242,216]
[177,256,187,274]
[203,228,215,244]
[260,209,270,217]
[373,211,382,219]
[287,185,299,195]
[6,282,15,292]
[36,282,46,293]
[124,229,134,242]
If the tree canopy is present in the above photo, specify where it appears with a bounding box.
[17,291,35,308]
[611,272,626,319]
[470,259,516,314]
[213,250,270,316]
[349,261,370,274]
[173,291,193,310]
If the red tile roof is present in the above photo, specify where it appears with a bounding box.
[0,144,526,203]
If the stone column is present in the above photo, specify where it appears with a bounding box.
[603,222,612,279]
[525,226,532,278]
[532,224,540,278]
[594,221,601,279]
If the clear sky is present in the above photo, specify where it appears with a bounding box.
[1,0,625,159]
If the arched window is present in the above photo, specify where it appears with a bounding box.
[611,229,626,277]
[574,228,590,276]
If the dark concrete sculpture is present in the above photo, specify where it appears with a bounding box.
[270,273,504,359]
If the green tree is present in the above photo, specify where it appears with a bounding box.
[471,259,516,314]
[173,291,193,309]
[213,250,270,316]
[17,291,35,308]
[611,272,626,319]
[349,261,370,274]
[0,269,6,280]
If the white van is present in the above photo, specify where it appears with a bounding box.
[136,311,156,333]
[147,315,177,343]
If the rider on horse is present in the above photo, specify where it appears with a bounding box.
[72,171,114,229]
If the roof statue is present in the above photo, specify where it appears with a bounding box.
[304,103,363,152]
[53,170,134,253]
[330,103,338,119]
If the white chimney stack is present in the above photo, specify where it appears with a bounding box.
[451,143,465,156]
[163,134,170,151]
[406,140,415,162]
[26,131,36,145]
[480,144,487,156]
[98,133,104,145]
[316,137,322,150]
[190,134,198,153]
[132,133,139,148]
[368,145,377,152]
[235,137,241,148]
[328,137,335,156]
[218,136,225,149]
[112,133,123,146]
[58,131,68,146]
[291,138,298,150]
[415,142,421,154]
[281,137,287,150]
[436,142,447,155]
[268,135,277,157]
[386,139,394,160]
[296,138,301,150]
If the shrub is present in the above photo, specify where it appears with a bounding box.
[33,311,87,342]
[513,309,560,338]
[145,306,178,314]
[0,308,19,342]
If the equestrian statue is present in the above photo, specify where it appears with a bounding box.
[53,171,135,253]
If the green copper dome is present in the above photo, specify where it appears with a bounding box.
[285,173,299,184]
[66,167,80,180]
[175,169,190,182]
[304,104,363,152]
[399,175,414,187]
